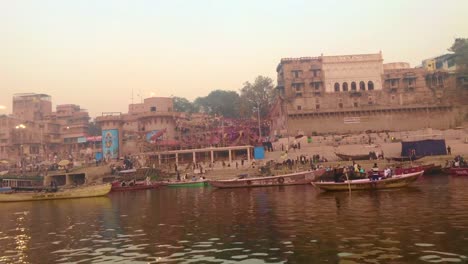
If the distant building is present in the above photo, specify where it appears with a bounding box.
[270,52,462,135]
[95,97,179,159]
[12,93,52,121]
[0,94,92,163]
[422,54,457,73]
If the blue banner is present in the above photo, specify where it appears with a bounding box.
[102,129,119,160]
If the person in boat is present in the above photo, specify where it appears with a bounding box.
[333,168,344,183]
[145,176,151,186]
[371,163,379,181]
[383,167,391,179]
[359,166,366,178]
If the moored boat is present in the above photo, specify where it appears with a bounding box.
[208,170,319,189]
[0,183,111,202]
[449,167,468,176]
[312,171,423,192]
[166,180,208,188]
[110,180,163,192]
[335,152,370,161]
[420,164,442,175]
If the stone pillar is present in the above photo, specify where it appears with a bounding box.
[193,152,196,163]
[175,153,179,165]
[66,174,73,186]
[210,150,214,163]
[247,147,251,162]
[228,149,232,163]
[158,154,162,165]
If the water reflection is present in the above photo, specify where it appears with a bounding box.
[0,175,467,263]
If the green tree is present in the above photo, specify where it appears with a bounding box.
[194,90,240,118]
[239,76,277,118]
[173,96,195,112]
[449,38,468,75]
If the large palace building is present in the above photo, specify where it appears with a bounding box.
[269,52,467,135]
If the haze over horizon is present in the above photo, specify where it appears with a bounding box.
[1,0,467,118]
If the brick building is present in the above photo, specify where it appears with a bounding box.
[0,94,91,164]
[270,52,465,136]
[95,97,179,159]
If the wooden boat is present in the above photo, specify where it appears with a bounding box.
[335,152,370,161]
[420,164,442,175]
[449,167,468,176]
[110,180,163,192]
[312,171,423,192]
[166,180,208,188]
[208,170,318,189]
[0,183,111,202]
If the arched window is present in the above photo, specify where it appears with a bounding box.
[368,81,374,90]
[334,83,340,92]
[351,82,357,91]
[438,76,443,85]
[342,82,348,92]
[359,81,366,91]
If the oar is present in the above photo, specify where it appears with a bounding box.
[345,172,351,194]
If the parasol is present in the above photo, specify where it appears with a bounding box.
[58,160,70,166]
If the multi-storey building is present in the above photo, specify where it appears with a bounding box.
[12,93,52,121]
[270,52,464,135]
[0,94,92,163]
[95,97,179,159]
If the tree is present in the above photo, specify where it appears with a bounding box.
[194,90,240,118]
[449,38,468,75]
[239,76,277,118]
[173,97,195,113]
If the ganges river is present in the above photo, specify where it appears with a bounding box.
[1,175,468,263]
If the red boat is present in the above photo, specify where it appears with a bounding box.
[449,167,468,176]
[110,180,163,192]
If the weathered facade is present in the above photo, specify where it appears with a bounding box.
[95,97,179,158]
[271,53,465,136]
[0,94,91,163]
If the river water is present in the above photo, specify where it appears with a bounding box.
[1,175,468,263]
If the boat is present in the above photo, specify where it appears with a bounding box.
[312,171,423,192]
[420,164,442,175]
[0,187,12,193]
[449,167,468,176]
[110,180,163,192]
[208,170,318,189]
[335,152,370,161]
[166,180,209,188]
[0,183,111,202]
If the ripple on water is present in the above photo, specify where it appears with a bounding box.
[415,243,435,247]
[419,250,468,263]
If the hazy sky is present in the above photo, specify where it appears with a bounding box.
[1,0,467,118]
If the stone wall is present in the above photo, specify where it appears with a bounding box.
[286,106,459,135]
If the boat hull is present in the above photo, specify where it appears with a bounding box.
[0,184,111,202]
[209,171,317,189]
[450,168,468,176]
[335,153,370,161]
[110,182,162,192]
[166,181,208,188]
[313,171,423,192]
